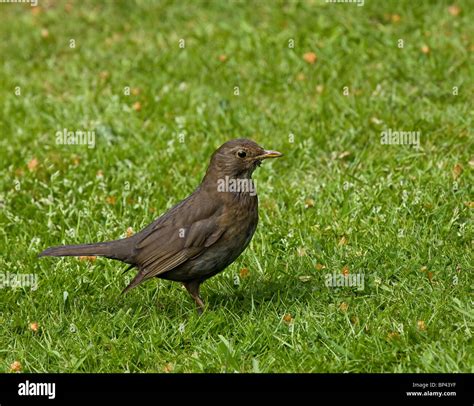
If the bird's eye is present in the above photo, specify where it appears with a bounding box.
[237,150,247,158]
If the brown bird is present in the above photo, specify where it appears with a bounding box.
[39,139,282,313]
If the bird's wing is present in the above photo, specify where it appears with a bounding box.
[123,193,225,292]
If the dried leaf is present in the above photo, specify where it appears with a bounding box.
[96,170,104,178]
[29,322,39,332]
[303,52,317,64]
[10,361,21,372]
[126,227,134,238]
[296,247,307,257]
[298,275,312,282]
[342,265,350,277]
[338,151,351,160]
[421,45,430,54]
[218,54,227,62]
[452,163,463,180]
[99,71,110,80]
[131,87,140,96]
[315,84,324,94]
[106,196,116,205]
[27,158,39,172]
[391,14,401,23]
[304,198,315,209]
[283,314,293,324]
[339,302,349,312]
[315,263,326,271]
[163,363,174,373]
[296,72,305,81]
[41,28,49,38]
[31,6,42,15]
[338,236,348,246]
[464,202,474,208]
[448,5,461,16]
[350,315,359,325]
[417,320,426,331]
[239,268,249,278]
[387,331,399,340]
[79,256,96,262]
[132,101,142,111]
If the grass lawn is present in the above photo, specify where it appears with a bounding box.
[0,0,472,373]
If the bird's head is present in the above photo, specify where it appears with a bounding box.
[205,139,282,180]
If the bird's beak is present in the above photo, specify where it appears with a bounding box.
[257,150,283,160]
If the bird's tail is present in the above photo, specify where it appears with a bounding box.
[38,240,132,262]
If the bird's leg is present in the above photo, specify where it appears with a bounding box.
[183,280,205,314]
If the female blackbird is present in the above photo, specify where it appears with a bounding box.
[39,139,282,312]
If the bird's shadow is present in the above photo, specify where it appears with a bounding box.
[205,277,317,313]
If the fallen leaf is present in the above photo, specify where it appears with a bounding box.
[163,363,174,373]
[296,73,305,81]
[96,170,104,178]
[41,28,49,38]
[298,275,312,282]
[421,45,430,54]
[296,247,307,257]
[339,302,349,312]
[338,236,348,246]
[15,168,25,177]
[303,52,317,64]
[132,101,142,111]
[31,6,42,15]
[10,361,21,372]
[427,271,433,282]
[218,54,227,62]
[126,227,134,238]
[417,320,426,331]
[387,331,400,340]
[391,14,401,23]
[283,314,293,324]
[338,151,351,160]
[106,196,116,205]
[315,84,324,94]
[239,268,249,278]
[452,163,463,179]
[464,202,474,208]
[342,265,349,277]
[350,315,359,325]
[79,256,96,262]
[304,198,315,209]
[131,87,140,96]
[27,158,39,172]
[448,5,461,16]
[468,159,474,167]
[315,263,326,271]
[29,322,39,332]
[99,71,110,80]
[71,155,80,166]
[420,266,428,273]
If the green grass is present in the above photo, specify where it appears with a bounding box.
[0,0,472,373]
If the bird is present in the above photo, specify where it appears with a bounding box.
[39,139,282,313]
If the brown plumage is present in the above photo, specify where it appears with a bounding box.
[39,139,282,312]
